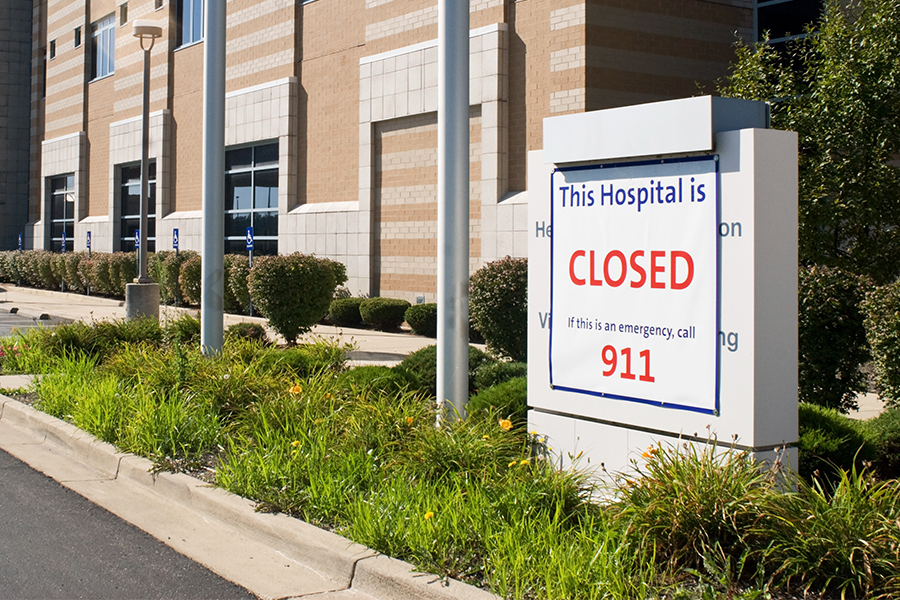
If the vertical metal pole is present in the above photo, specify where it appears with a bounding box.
[201,0,226,355]
[436,0,470,421]
[137,46,151,283]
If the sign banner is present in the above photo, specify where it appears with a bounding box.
[549,157,720,414]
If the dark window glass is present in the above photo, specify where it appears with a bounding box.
[224,142,279,256]
[75,26,82,48]
[49,174,75,253]
[119,162,156,252]
[177,0,203,46]
[758,0,823,41]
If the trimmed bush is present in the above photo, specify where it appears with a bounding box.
[226,254,252,315]
[469,256,528,361]
[64,252,89,293]
[798,403,874,483]
[360,297,410,331]
[89,253,113,295]
[405,303,437,337]
[329,297,365,328]
[247,253,347,344]
[397,344,495,397]
[108,252,137,296]
[799,266,871,412]
[467,376,527,424]
[179,254,203,306]
[863,408,900,480]
[473,360,527,391]
[225,322,269,344]
[863,280,900,407]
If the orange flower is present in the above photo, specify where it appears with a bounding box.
[290,385,303,394]
[642,446,657,459]
[498,418,512,432]
[424,511,434,520]
[406,416,414,426]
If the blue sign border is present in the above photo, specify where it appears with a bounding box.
[548,155,722,416]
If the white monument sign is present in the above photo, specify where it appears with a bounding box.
[528,96,799,476]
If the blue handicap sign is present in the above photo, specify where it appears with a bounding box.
[246,227,254,250]
[86,231,91,249]
[17,234,22,251]
[173,228,179,250]
[61,231,66,253]
[135,229,140,249]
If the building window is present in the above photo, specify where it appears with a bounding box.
[757,0,823,45]
[91,14,115,80]
[120,163,156,252]
[119,3,128,26]
[155,0,164,10]
[177,0,203,47]
[49,39,56,59]
[74,26,82,48]
[49,175,75,253]
[225,143,278,256]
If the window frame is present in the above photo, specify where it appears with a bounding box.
[90,13,116,81]
[119,162,157,253]
[224,142,279,256]
[176,0,204,47]
[49,174,75,253]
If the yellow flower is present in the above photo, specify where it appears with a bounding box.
[530,430,538,435]
[508,460,517,468]
[520,459,530,466]
[482,435,490,440]
[406,416,414,426]
[325,393,331,399]
[424,511,434,520]
[290,450,298,457]
[290,385,303,394]
[291,440,300,447]
[498,418,512,432]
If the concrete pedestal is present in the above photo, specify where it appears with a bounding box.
[125,283,160,321]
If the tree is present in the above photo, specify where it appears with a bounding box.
[720,0,900,283]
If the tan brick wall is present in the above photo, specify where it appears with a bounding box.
[373,109,482,302]
[170,42,203,213]
[86,74,114,217]
[299,0,365,206]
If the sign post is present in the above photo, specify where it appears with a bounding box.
[246,227,254,317]
[529,97,798,477]
[173,228,179,257]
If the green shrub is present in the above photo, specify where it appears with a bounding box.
[473,361,527,391]
[164,313,201,346]
[467,376,527,424]
[405,303,437,337]
[798,403,874,483]
[89,253,113,295]
[329,297,365,328]
[50,254,66,289]
[64,252,89,293]
[0,251,21,283]
[360,297,410,331]
[863,280,900,407]
[108,252,137,296]
[799,266,871,412]
[179,254,202,306]
[469,257,528,361]
[225,322,268,344]
[150,250,197,305]
[338,365,420,395]
[398,344,495,397]
[247,253,347,344]
[226,254,252,315]
[863,408,900,480]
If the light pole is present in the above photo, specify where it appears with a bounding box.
[126,19,162,320]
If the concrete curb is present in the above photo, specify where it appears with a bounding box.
[0,398,500,600]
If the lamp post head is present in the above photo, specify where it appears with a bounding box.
[132,19,162,50]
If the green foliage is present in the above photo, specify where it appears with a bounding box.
[163,313,201,346]
[223,254,250,314]
[150,250,197,305]
[225,321,269,344]
[89,253,113,295]
[328,297,365,328]
[863,408,900,480]
[397,344,495,398]
[359,297,411,331]
[798,266,871,412]
[798,403,874,483]
[404,303,437,337]
[108,252,137,296]
[721,0,900,283]
[336,365,420,395]
[179,254,202,306]
[612,441,775,571]
[469,257,528,361]
[754,467,900,598]
[473,360,527,391]
[467,377,527,424]
[863,280,900,406]
[246,253,347,344]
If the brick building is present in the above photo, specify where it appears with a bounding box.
[8,0,815,300]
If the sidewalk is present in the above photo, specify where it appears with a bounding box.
[0,284,436,366]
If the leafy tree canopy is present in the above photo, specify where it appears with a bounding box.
[720,0,900,283]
